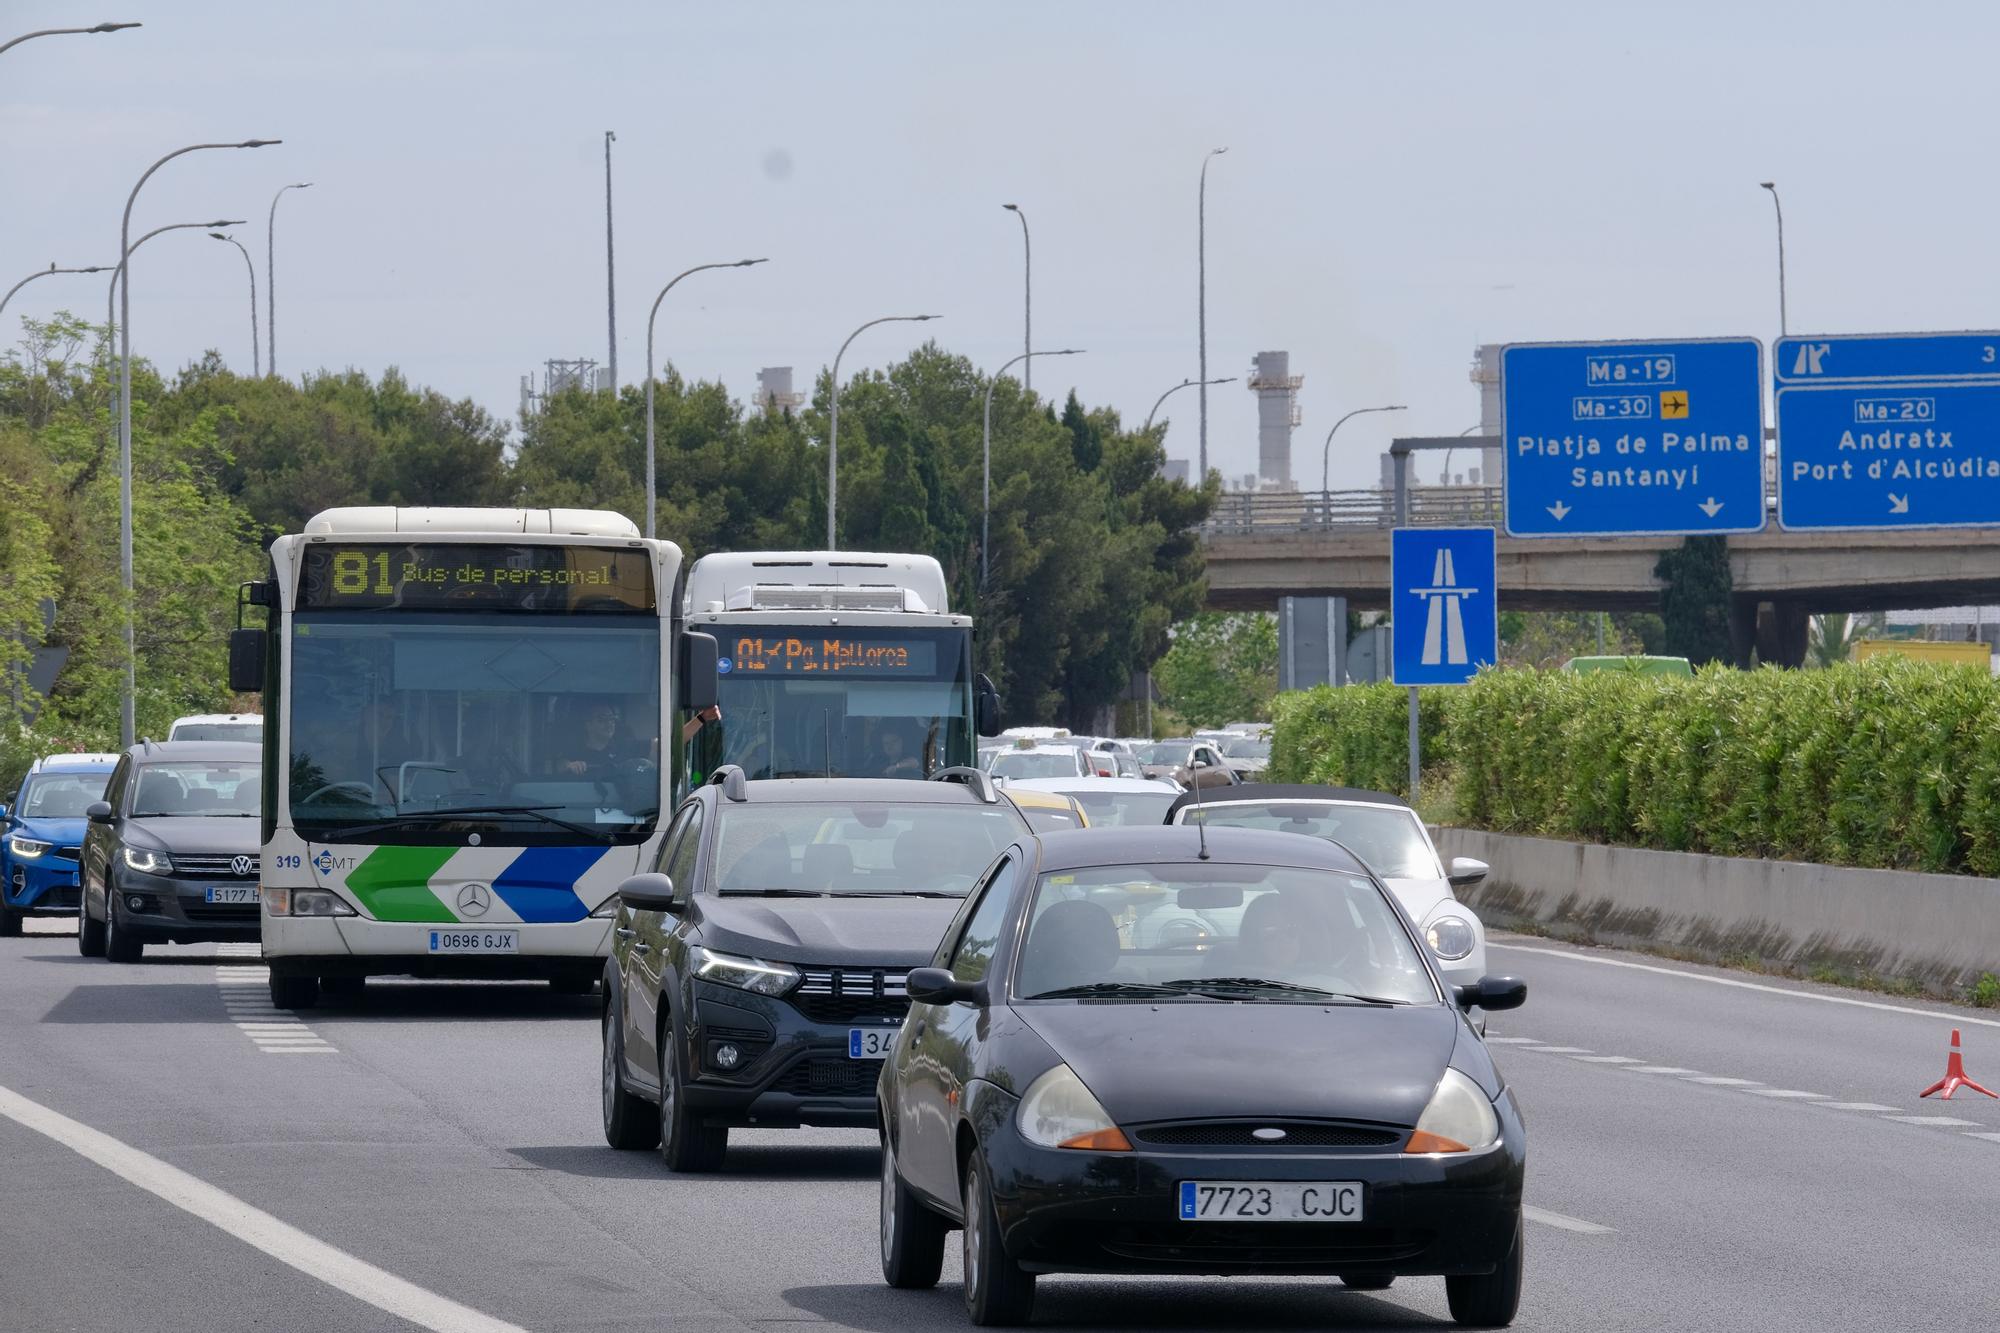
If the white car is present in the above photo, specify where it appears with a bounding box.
[1003,775,1182,828]
[984,744,1094,782]
[166,713,264,743]
[1163,784,1490,997]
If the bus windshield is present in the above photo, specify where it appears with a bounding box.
[692,625,974,781]
[288,612,663,844]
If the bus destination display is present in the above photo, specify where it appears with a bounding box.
[725,635,940,676]
[299,544,655,612]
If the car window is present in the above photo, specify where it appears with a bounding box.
[1134,743,1187,766]
[1182,802,1443,879]
[947,857,1019,983]
[1015,862,1438,1005]
[988,751,1085,780]
[128,762,260,817]
[17,772,112,818]
[664,803,704,900]
[1066,788,1177,827]
[102,759,131,813]
[1220,736,1271,760]
[1013,801,1081,833]
[712,801,1027,897]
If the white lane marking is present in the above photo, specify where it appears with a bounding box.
[1880,1115,1985,1128]
[1747,1090,1829,1100]
[1523,1206,1615,1235]
[1488,941,2000,1029]
[1571,1055,1641,1064]
[1483,1036,1542,1044]
[216,960,336,1056]
[1522,1046,1592,1054]
[1684,1076,1761,1086]
[263,1047,341,1055]
[1965,1133,2000,1144]
[0,1083,525,1332]
[1813,1102,1899,1112]
[1624,1066,1698,1076]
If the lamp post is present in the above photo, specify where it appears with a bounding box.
[1,263,110,320]
[1197,146,1227,482]
[1318,403,1406,503]
[108,221,247,336]
[1440,421,1482,487]
[1759,181,1787,337]
[1144,375,1236,432]
[266,181,310,377]
[643,258,768,538]
[119,139,277,745]
[827,314,938,549]
[982,348,1084,589]
[1001,204,1030,394]
[208,233,259,376]
[604,131,618,392]
[0,21,139,57]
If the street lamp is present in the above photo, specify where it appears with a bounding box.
[108,221,248,337]
[266,182,311,377]
[118,139,278,745]
[1144,375,1236,432]
[1002,204,1030,394]
[982,348,1084,589]
[1441,422,1482,487]
[208,233,259,376]
[1319,403,1406,498]
[0,263,110,320]
[1759,181,1787,337]
[827,314,939,549]
[0,21,139,57]
[1197,146,1227,482]
[643,258,768,538]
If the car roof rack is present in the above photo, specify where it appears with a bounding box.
[929,766,999,804]
[708,764,748,803]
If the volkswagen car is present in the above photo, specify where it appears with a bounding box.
[0,753,118,935]
[876,826,1527,1327]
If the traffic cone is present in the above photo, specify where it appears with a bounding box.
[1919,1029,1997,1100]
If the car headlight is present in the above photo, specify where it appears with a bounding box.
[7,835,52,860]
[262,887,355,917]
[691,946,799,997]
[1425,914,1477,962]
[1404,1067,1500,1154]
[122,847,173,875]
[1017,1062,1131,1152]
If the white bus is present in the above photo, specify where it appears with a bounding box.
[680,551,998,784]
[229,507,716,1009]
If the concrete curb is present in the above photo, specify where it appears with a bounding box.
[1432,827,2000,994]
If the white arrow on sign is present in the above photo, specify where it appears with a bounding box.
[1697,497,1724,517]
[1889,493,1910,515]
[1547,501,1571,521]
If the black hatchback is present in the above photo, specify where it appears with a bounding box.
[877,825,1529,1327]
[600,768,1033,1171]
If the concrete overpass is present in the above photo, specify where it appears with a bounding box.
[1202,487,2000,665]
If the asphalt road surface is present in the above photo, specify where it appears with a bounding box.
[3,919,1996,1332]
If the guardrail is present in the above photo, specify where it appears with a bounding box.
[1203,487,1504,534]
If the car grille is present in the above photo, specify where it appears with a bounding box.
[50,847,80,864]
[182,901,259,923]
[771,1057,880,1097]
[791,967,911,1025]
[1134,1121,1403,1149]
[173,854,259,879]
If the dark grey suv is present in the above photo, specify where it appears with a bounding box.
[78,741,262,962]
[600,768,1031,1172]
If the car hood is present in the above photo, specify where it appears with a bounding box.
[12,817,87,848]
[1016,1001,1459,1128]
[695,894,962,967]
[124,817,262,855]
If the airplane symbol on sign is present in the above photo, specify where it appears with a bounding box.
[1661,392,1689,418]
[1791,343,1831,376]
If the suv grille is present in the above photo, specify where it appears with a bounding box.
[792,968,910,1025]
[772,1057,880,1097]
[50,847,80,864]
[183,900,258,923]
[173,854,259,879]
[1134,1121,1403,1149]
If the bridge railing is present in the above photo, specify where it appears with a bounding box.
[1204,486,1504,534]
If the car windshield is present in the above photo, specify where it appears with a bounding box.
[1182,801,1443,879]
[129,762,260,818]
[1134,743,1188,766]
[713,801,1026,896]
[988,751,1081,780]
[1220,735,1270,760]
[173,723,263,742]
[17,772,111,818]
[1015,863,1437,1004]
[1062,788,1177,827]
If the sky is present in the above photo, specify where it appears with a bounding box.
[10,1,2000,491]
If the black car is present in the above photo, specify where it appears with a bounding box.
[78,741,263,962]
[600,768,1034,1171]
[877,825,1528,1327]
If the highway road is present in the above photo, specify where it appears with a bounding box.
[3,919,1996,1332]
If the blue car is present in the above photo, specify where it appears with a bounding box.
[0,754,119,936]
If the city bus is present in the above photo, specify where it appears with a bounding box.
[228,507,716,1009]
[679,551,999,785]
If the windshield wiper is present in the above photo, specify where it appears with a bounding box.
[844,890,964,898]
[329,805,614,843]
[718,888,831,898]
[1025,981,1187,1000]
[1159,977,1405,1005]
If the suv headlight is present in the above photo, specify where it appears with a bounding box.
[262,887,355,917]
[1404,1068,1500,1154]
[1017,1063,1131,1151]
[122,847,173,875]
[1425,914,1477,962]
[691,946,799,997]
[7,835,52,860]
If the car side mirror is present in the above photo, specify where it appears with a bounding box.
[975,674,1002,737]
[1455,976,1527,1012]
[1446,857,1489,889]
[906,966,986,1006]
[228,627,265,693]
[86,801,114,825]
[0,803,9,820]
[616,872,680,914]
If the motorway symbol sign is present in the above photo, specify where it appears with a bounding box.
[1500,338,1765,537]
[1392,527,1497,687]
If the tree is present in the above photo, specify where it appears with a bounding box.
[1655,536,1734,666]
[1154,613,1278,728]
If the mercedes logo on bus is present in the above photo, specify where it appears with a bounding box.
[456,884,493,918]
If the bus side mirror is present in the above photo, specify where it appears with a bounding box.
[976,673,1002,736]
[678,631,719,714]
[228,628,265,694]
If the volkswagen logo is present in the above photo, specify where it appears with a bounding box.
[1251,1127,1288,1142]
[456,883,492,918]
[231,855,255,878]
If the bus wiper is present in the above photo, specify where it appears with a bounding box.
[333,805,613,843]
[1160,977,1403,1005]
[1025,981,1187,1000]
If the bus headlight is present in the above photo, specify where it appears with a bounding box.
[263,887,355,917]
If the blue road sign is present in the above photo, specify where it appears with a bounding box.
[1775,332,2000,385]
[1500,338,1765,537]
[1392,527,1497,687]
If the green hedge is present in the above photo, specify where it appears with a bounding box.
[1270,659,2000,875]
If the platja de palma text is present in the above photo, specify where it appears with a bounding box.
[1516,430,1753,490]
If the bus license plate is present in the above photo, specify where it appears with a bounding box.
[1178,1181,1364,1223]
[428,929,519,955]
[205,886,259,904]
[848,1028,895,1059]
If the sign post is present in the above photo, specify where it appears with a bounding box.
[1391,527,1498,798]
